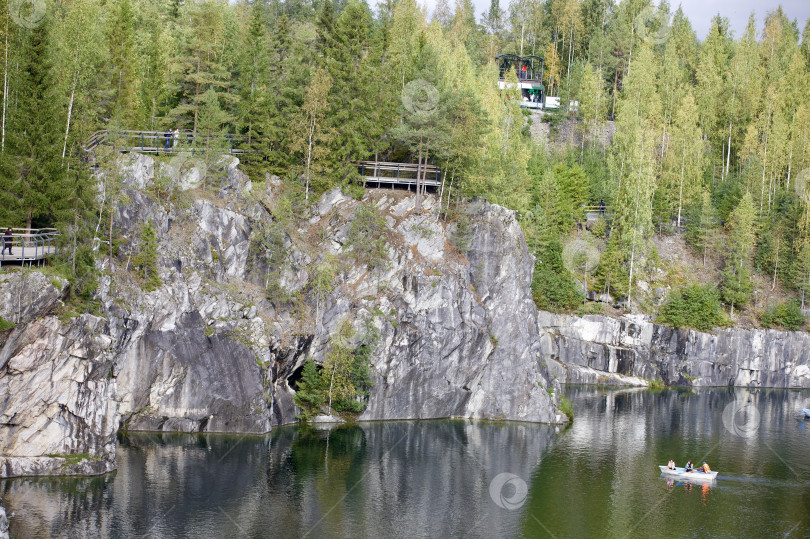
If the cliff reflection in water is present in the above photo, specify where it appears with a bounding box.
[1,420,557,538]
[3,388,809,538]
[522,387,810,538]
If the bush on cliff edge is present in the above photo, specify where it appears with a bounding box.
[658,283,724,332]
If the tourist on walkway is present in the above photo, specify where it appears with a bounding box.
[2,228,13,255]
[164,129,172,150]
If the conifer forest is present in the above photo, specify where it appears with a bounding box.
[2,0,809,330]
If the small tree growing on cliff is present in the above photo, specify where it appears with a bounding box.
[345,202,389,270]
[323,320,356,415]
[132,220,161,291]
[293,359,326,421]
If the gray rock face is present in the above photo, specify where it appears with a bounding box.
[0,499,7,539]
[0,501,7,539]
[541,311,810,388]
[4,151,810,480]
[96,153,565,429]
[355,199,562,423]
[0,277,116,478]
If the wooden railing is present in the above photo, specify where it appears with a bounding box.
[0,228,60,266]
[355,160,442,189]
[84,130,250,155]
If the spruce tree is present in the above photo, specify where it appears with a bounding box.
[106,0,138,122]
[0,21,67,230]
[236,2,269,144]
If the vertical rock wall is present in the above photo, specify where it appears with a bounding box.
[541,311,810,388]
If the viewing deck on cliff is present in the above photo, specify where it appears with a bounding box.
[0,229,60,267]
[355,161,441,190]
[84,130,249,155]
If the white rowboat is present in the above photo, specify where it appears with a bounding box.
[659,466,717,481]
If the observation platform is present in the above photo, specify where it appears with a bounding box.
[495,54,552,109]
[84,130,249,155]
[355,161,441,190]
[0,229,60,267]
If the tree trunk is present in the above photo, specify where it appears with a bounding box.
[305,114,315,201]
[677,139,685,228]
[611,69,618,119]
[2,29,8,152]
[627,137,645,307]
[62,72,78,160]
[519,20,525,57]
[725,124,732,181]
[786,109,796,191]
[415,134,423,212]
[759,137,768,217]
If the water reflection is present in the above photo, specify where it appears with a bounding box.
[3,388,809,538]
[521,387,810,538]
[2,421,557,538]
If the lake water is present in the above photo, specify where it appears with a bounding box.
[2,387,810,538]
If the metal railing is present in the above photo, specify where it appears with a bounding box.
[355,160,442,190]
[0,228,60,267]
[583,205,612,218]
[84,130,250,155]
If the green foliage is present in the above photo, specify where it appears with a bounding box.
[658,284,724,332]
[532,238,583,312]
[293,317,377,421]
[341,181,365,200]
[293,360,327,421]
[249,221,290,302]
[761,300,805,331]
[345,202,388,270]
[558,396,574,422]
[132,220,161,292]
[0,20,69,229]
[591,218,608,239]
[310,255,339,308]
[0,316,14,331]
[592,238,630,300]
[450,212,473,254]
[647,379,666,390]
[721,193,757,314]
[554,163,590,228]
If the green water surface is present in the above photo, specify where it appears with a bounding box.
[2,387,809,538]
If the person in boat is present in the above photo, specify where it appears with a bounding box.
[685,460,693,472]
[700,462,711,473]
[667,459,676,470]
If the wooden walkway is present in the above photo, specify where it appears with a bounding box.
[0,229,59,267]
[84,130,249,155]
[355,161,441,190]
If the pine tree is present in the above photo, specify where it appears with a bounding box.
[254,13,303,175]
